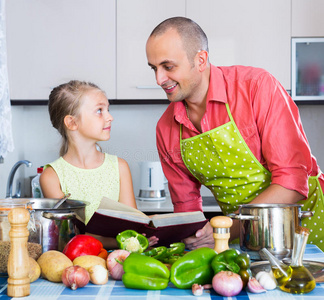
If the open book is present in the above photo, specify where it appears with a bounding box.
[75,197,208,247]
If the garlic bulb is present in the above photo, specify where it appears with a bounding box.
[88,265,109,285]
[247,277,266,293]
[255,271,277,290]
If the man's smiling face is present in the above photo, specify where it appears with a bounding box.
[146,28,202,103]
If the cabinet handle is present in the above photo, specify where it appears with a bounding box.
[136,85,161,89]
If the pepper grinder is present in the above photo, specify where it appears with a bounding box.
[7,207,30,297]
[210,216,233,253]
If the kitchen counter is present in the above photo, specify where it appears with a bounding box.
[136,196,222,213]
[1,244,323,299]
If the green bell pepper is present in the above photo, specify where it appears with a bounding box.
[161,242,186,264]
[143,242,186,264]
[116,230,149,253]
[143,246,168,260]
[166,242,185,256]
[122,253,170,290]
[161,254,183,264]
[170,247,217,289]
[211,248,251,287]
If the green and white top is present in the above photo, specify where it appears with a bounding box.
[45,153,120,224]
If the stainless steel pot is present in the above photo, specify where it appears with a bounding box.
[23,198,88,252]
[228,204,313,259]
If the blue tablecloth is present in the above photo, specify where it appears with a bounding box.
[1,244,324,300]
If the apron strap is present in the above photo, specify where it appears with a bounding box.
[225,103,234,122]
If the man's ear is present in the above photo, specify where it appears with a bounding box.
[197,50,208,72]
[64,115,78,131]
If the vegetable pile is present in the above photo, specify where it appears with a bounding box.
[30,229,279,297]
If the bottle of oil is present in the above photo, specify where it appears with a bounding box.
[261,226,316,294]
[278,226,316,294]
[260,248,291,286]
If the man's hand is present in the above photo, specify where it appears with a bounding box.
[182,222,214,250]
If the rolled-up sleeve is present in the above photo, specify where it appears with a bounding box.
[251,72,312,198]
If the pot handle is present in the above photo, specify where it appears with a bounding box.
[42,211,76,220]
[227,213,259,221]
[299,210,314,218]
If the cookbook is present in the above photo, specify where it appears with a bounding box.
[76,197,208,247]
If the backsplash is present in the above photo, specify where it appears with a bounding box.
[1,104,323,200]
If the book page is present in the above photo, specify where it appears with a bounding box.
[99,197,147,216]
[96,209,150,224]
[151,211,206,227]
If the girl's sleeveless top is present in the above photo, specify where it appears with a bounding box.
[45,153,120,224]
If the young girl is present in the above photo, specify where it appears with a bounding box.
[40,80,144,248]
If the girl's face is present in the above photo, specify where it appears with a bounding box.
[76,89,113,142]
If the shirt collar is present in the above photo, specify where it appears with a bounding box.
[174,64,227,124]
[206,64,228,104]
[174,100,190,126]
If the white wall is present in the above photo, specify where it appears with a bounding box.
[298,105,324,167]
[1,103,324,199]
[0,104,166,198]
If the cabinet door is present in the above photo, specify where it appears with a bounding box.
[116,0,185,99]
[6,0,116,100]
[292,0,324,37]
[187,0,291,89]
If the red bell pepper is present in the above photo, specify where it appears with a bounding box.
[98,248,108,260]
[63,234,105,261]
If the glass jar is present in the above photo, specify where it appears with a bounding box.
[0,199,42,276]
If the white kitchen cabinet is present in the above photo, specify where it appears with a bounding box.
[6,0,116,100]
[292,0,324,37]
[116,0,186,99]
[187,0,291,89]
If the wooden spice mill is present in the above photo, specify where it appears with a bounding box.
[7,207,30,297]
[210,215,233,253]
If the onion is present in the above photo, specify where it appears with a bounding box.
[107,250,130,280]
[212,271,243,297]
[62,265,90,290]
[88,265,108,285]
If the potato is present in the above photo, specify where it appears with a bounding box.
[29,257,41,283]
[37,250,73,282]
[73,255,107,271]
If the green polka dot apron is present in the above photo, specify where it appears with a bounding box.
[299,172,324,251]
[180,103,324,250]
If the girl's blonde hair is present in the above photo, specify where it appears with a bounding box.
[48,80,103,156]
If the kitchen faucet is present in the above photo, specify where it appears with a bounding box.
[6,160,32,198]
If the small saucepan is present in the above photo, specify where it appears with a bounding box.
[228,203,313,259]
[23,198,88,252]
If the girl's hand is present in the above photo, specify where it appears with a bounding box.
[142,233,159,247]
[148,236,159,247]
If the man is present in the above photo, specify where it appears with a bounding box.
[146,17,324,250]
